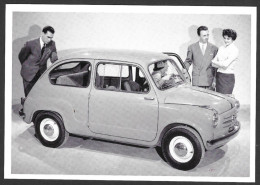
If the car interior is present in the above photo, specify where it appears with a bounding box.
[49,62,91,87]
[95,64,149,93]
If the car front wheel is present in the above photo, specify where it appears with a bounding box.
[162,127,203,170]
[35,112,69,148]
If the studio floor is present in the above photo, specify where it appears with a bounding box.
[10,99,251,177]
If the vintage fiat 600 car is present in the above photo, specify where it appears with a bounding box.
[21,49,240,170]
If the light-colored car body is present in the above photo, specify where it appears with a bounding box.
[22,48,240,170]
[23,49,240,149]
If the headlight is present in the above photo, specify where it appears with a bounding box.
[212,112,219,127]
[235,101,240,110]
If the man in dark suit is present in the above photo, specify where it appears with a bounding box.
[184,26,218,89]
[19,26,58,97]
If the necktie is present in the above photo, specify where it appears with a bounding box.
[201,44,205,55]
[41,44,46,56]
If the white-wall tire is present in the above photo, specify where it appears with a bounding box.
[35,112,69,148]
[40,118,60,142]
[162,127,203,170]
[169,136,194,163]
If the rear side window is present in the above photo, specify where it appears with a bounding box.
[97,63,121,77]
[95,62,149,93]
[96,63,121,90]
[49,61,91,88]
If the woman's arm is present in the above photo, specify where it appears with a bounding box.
[212,47,239,69]
[212,62,222,68]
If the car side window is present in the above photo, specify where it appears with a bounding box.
[95,62,149,93]
[121,65,150,93]
[149,60,185,90]
[95,63,121,90]
[49,61,91,88]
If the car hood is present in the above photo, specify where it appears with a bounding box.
[164,85,233,113]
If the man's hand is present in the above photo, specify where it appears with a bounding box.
[210,81,216,91]
[212,81,216,88]
[182,68,188,74]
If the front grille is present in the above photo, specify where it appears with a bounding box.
[223,114,237,124]
[222,113,237,129]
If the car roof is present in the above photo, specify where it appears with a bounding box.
[57,48,172,66]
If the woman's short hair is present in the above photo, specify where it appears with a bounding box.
[222,29,237,40]
[197,26,208,36]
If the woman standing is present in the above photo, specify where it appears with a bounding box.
[212,29,239,96]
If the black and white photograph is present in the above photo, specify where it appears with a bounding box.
[4,4,256,182]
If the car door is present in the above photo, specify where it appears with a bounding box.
[89,60,159,141]
[163,52,191,83]
[48,59,93,134]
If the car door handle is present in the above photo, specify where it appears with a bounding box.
[144,97,154,100]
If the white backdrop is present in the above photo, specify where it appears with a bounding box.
[12,11,251,105]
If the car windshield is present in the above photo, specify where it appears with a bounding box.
[148,59,186,90]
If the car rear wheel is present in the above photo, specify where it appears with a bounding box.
[35,112,69,148]
[162,127,203,170]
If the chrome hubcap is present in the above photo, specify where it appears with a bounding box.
[40,118,59,141]
[43,124,55,137]
[174,143,188,157]
[169,136,194,163]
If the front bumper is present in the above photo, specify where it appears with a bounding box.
[206,120,240,150]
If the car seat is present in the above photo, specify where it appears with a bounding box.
[123,81,141,92]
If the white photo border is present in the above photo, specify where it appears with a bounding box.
[5,4,257,182]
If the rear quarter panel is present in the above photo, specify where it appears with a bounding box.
[23,67,92,136]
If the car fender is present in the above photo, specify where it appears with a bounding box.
[25,96,89,135]
[157,123,205,158]
[156,103,215,150]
